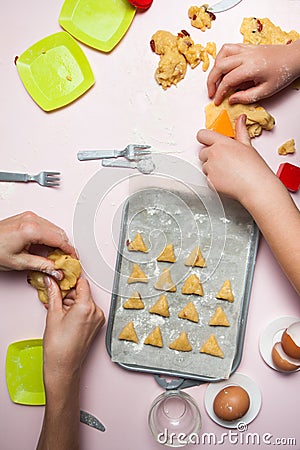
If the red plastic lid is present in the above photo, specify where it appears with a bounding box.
[276,162,300,192]
[127,0,153,9]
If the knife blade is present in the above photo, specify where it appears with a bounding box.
[80,410,106,432]
[207,0,242,13]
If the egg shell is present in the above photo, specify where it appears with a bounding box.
[213,385,250,421]
[281,321,300,359]
[271,342,300,372]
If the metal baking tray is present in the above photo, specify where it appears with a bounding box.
[106,186,259,385]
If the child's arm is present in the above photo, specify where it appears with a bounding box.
[197,115,300,295]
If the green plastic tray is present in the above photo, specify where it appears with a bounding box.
[16,31,95,111]
[6,339,45,406]
[59,0,136,52]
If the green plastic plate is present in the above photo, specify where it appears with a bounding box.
[59,0,136,52]
[16,32,95,111]
[6,339,45,406]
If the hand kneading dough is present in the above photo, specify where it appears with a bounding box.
[205,96,275,138]
[28,249,81,304]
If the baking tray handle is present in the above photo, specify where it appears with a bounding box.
[154,374,203,390]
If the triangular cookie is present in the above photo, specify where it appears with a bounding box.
[118,322,138,343]
[127,233,148,253]
[157,244,176,262]
[123,291,145,309]
[216,280,234,302]
[178,301,199,323]
[127,263,148,284]
[182,274,204,296]
[185,246,206,267]
[209,306,230,326]
[200,334,224,358]
[149,294,170,317]
[154,269,176,292]
[169,331,192,352]
[144,326,163,348]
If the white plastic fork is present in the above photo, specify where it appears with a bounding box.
[77,144,151,162]
[0,171,61,187]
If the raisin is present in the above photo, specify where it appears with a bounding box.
[257,19,263,32]
[181,29,190,36]
[150,39,155,52]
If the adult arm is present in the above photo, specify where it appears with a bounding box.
[36,277,105,450]
[0,211,76,278]
[207,40,300,105]
[197,115,300,295]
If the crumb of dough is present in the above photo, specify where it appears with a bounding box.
[209,306,230,326]
[127,232,148,253]
[200,334,224,358]
[123,291,145,309]
[155,268,177,292]
[169,331,192,352]
[182,274,204,296]
[118,321,138,343]
[144,326,163,347]
[205,96,275,138]
[278,138,296,155]
[27,249,81,304]
[150,29,216,88]
[188,5,216,32]
[178,301,199,323]
[216,280,234,302]
[149,294,170,317]
[185,246,206,267]
[157,243,176,262]
[127,263,148,284]
[240,17,300,45]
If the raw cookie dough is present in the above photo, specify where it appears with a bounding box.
[240,17,300,45]
[144,326,163,348]
[118,321,139,343]
[123,291,145,309]
[127,233,148,252]
[216,280,234,302]
[150,30,187,90]
[278,138,296,155]
[150,30,216,89]
[157,243,176,262]
[200,334,224,358]
[185,246,206,267]
[169,331,192,352]
[205,96,275,138]
[182,274,204,296]
[178,301,199,323]
[27,249,81,304]
[155,268,176,292]
[149,294,170,317]
[128,263,148,284]
[188,5,216,32]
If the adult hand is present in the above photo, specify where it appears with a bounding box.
[207,41,300,105]
[0,211,76,278]
[197,114,279,206]
[43,276,105,382]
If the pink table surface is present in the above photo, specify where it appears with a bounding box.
[1,1,300,449]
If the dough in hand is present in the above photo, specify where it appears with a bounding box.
[27,249,81,304]
[205,96,275,138]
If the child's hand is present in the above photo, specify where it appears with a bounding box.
[197,114,278,207]
[207,41,300,105]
